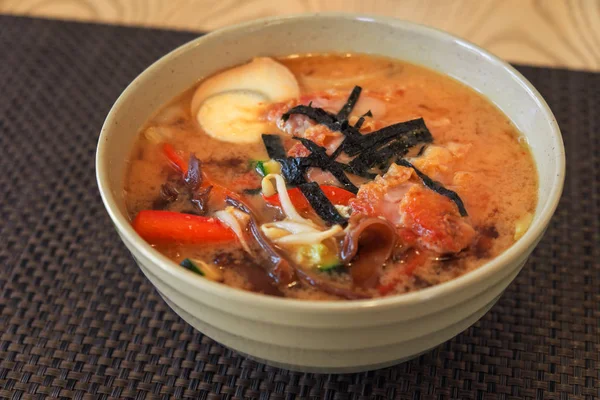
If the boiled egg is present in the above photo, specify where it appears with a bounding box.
[191,57,300,143]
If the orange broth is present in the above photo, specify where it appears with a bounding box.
[124,54,538,300]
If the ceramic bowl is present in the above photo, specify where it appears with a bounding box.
[96,13,565,373]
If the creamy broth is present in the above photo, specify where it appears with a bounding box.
[125,54,537,299]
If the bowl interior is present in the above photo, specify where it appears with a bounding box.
[97,14,564,308]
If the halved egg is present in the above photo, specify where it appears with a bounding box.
[191,57,300,143]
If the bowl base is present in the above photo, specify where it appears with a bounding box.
[236,349,434,373]
[157,290,493,374]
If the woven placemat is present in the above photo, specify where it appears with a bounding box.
[0,15,598,400]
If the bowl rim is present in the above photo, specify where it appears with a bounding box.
[96,12,565,313]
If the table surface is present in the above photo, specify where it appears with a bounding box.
[1,0,600,72]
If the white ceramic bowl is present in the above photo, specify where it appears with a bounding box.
[96,13,565,373]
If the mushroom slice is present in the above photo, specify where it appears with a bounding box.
[341,217,397,288]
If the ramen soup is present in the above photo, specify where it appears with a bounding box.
[125,54,538,300]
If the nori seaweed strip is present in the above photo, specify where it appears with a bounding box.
[261,134,308,186]
[417,145,427,156]
[298,182,348,226]
[294,137,358,194]
[348,142,410,175]
[329,111,373,161]
[354,110,373,129]
[341,122,362,138]
[282,103,363,138]
[275,94,440,204]
[395,159,468,217]
[342,118,432,157]
[348,128,433,174]
[280,100,430,169]
[336,86,362,121]
[261,134,287,160]
[279,157,308,187]
[328,141,344,161]
[282,105,340,131]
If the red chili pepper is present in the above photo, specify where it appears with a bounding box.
[263,185,355,210]
[162,143,187,174]
[132,210,236,244]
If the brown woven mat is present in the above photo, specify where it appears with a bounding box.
[0,15,598,400]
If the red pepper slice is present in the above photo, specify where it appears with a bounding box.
[132,210,236,244]
[162,143,187,174]
[263,185,355,210]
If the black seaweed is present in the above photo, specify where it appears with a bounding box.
[298,182,348,227]
[282,105,341,131]
[347,123,433,174]
[261,134,308,185]
[280,157,309,187]
[274,86,468,218]
[294,137,358,193]
[353,110,373,130]
[260,134,361,192]
[336,86,362,121]
[395,159,468,216]
[261,134,287,160]
[340,118,433,157]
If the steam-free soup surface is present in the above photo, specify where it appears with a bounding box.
[125,54,537,300]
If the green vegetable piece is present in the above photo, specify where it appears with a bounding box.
[253,159,281,177]
[254,160,267,176]
[317,258,342,272]
[180,258,205,276]
[295,244,342,272]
